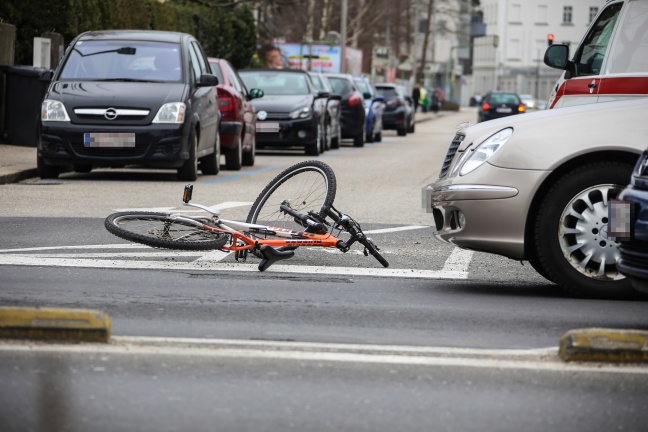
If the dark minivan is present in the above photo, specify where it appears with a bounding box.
[38,30,221,181]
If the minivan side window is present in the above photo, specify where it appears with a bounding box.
[573,3,622,76]
[607,1,648,74]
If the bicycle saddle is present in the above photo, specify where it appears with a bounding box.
[258,245,295,271]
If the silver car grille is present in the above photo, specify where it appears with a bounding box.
[439,133,465,178]
[74,108,150,120]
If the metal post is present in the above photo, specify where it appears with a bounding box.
[341,0,348,73]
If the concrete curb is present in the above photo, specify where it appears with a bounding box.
[0,168,38,185]
[559,328,648,363]
[0,307,111,342]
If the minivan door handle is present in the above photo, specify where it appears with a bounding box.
[588,81,597,89]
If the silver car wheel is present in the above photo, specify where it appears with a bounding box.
[558,184,624,280]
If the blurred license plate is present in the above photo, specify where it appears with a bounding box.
[496,107,512,113]
[84,132,135,148]
[608,200,634,241]
[256,122,280,133]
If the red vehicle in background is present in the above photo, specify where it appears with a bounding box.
[208,58,263,170]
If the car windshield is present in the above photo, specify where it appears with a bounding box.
[59,40,182,82]
[239,71,311,95]
[326,77,353,95]
[375,87,399,100]
[209,62,224,84]
[309,75,324,91]
[355,80,370,95]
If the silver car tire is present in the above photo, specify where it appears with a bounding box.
[533,161,635,298]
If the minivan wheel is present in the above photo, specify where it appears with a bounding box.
[37,155,60,179]
[397,126,407,136]
[200,136,220,175]
[533,161,635,298]
[177,131,198,181]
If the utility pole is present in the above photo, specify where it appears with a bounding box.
[341,0,348,73]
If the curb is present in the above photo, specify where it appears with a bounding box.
[559,328,648,363]
[0,307,111,342]
[0,168,38,185]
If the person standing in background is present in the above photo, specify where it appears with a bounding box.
[411,82,421,112]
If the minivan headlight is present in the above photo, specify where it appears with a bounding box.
[153,102,186,123]
[289,106,310,119]
[459,128,513,176]
[41,99,70,121]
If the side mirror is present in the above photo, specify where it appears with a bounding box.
[544,44,570,70]
[197,73,218,87]
[39,70,54,81]
[249,88,264,99]
[316,90,330,99]
[362,92,372,99]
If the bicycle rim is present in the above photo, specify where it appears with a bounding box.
[105,212,228,251]
[246,160,337,238]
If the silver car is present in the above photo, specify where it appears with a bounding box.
[422,98,648,298]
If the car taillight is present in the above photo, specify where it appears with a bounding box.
[517,104,526,113]
[347,93,362,107]
[482,103,490,111]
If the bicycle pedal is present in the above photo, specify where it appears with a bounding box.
[183,184,193,203]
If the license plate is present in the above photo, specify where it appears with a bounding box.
[256,122,280,133]
[608,200,634,241]
[496,107,512,113]
[84,132,135,148]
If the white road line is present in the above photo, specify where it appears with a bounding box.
[364,225,429,234]
[114,201,252,213]
[0,244,142,253]
[442,247,474,273]
[1,338,646,374]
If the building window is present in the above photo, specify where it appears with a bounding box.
[510,4,522,23]
[589,7,599,23]
[536,5,548,24]
[563,6,573,24]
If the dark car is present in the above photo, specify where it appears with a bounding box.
[38,30,221,181]
[238,69,329,156]
[308,72,342,150]
[208,57,263,170]
[375,83,414,137]
[353,76,385,143]
[323,73,366,147]
[477,91,526,122]
[613,149,648,294]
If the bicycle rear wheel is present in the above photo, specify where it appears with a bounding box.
[246,160,337,238]
[105,212,228,250]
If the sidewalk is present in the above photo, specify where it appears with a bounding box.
[0,110,443,185]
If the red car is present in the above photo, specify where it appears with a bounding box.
[208,58,262,170]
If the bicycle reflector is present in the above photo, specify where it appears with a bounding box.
[183,184,193,203]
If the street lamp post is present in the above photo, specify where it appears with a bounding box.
[341,0,347,73]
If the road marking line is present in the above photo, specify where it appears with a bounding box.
[364,225,429,234]
[200,165,283,185]
[113,201,253,213]
[0,244,142,253]
[0,255,467,279]
[2,337,646,374]
[442,247,474,273]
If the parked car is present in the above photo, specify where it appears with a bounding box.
[308,71,342,150]
[477,91,526,122]
[323,73,366,147]
[399,85,417,130]
[208,57,263,170]
[38,30,221,181]
[422,97,648,298]
[613,149,648,294]
[353,76,385,143]
[375,83,414,136]
[544,0,648,109]
[238,68,329,155]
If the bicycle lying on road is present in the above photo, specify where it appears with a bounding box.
[104,160,389,271]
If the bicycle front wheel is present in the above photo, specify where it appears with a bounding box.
[105,212,228,250]
[246,160,337,237]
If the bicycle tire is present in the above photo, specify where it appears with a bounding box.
[105,212,228,251]
[246,160,337,238]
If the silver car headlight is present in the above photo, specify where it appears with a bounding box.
[458,128,513,176]
[153,102,186,124]
[289,106,311,119]
[41,99,70,121]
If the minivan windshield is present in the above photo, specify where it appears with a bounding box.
[60,40,182,82]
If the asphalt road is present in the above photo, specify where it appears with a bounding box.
[1,109,647,431]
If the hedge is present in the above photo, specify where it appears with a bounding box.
[0,0,257,69]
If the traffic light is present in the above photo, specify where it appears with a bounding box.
[547,34,554,46]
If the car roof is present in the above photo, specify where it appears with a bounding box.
[76,30,188,44]
[375,83,397,88]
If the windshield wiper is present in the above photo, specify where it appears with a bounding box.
[94,78,152,82]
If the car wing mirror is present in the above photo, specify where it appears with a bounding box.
[362,92,372,99]
[544,44,570,70]
[39,69,54,82]
[197,73,218,87]
[316,90,330,99]
[249,88,264,99]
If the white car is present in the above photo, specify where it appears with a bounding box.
[422,98,648,298]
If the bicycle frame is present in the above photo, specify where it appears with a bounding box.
[168,202,343,252]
